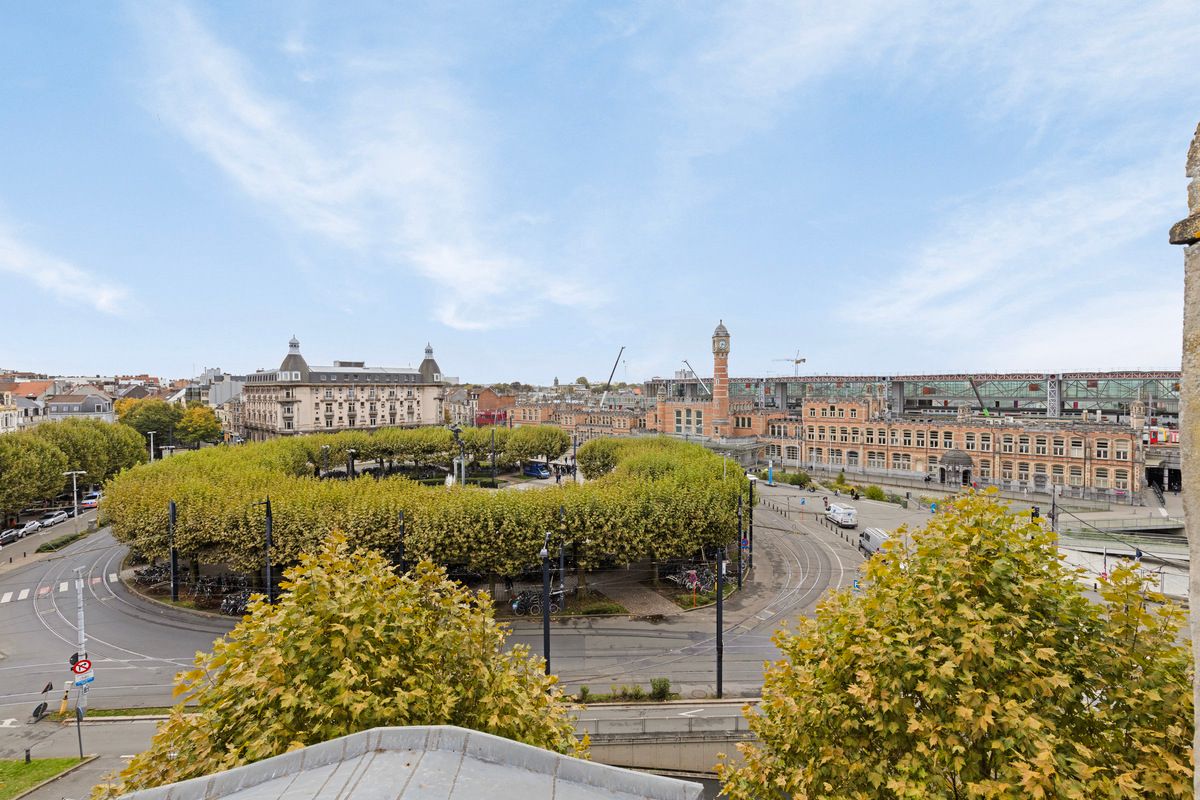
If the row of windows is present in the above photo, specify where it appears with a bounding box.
[807,406,859,418]
[776,426,1132,459]
[675,408,704,434]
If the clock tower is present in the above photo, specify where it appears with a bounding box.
[711,320,730,437]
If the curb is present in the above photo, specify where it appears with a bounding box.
[12,754,98,800]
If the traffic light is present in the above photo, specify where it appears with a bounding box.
[69,653,79,667]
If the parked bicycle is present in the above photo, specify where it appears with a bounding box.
[511,588,565,616]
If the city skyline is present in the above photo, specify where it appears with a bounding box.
[1,2,1196,380]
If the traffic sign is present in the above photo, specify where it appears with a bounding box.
[71,659,91,675]
[72,671,94,687]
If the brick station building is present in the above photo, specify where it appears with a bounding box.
[509,321,1147,502]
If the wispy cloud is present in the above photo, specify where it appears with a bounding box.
[131,3,594,330]
[844,151,1182,369]
[0,220,130,314]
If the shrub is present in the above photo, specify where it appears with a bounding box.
[650,677,671,701]
[863,485,886,501]
[578,686,591,703]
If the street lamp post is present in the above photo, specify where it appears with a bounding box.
[63,470,86,536]
[147,430,157,462]
[346,449,357,480]
[490,428,497,487]
[255,497,274,603]
[397,510,406,572]
[736,495,743,590]
[168,500,179,601]
[716,545,726,699]
[748,475,756,569]
[540,532,552,675]
[320,445,330,477]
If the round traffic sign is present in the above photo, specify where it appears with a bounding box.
[71,659,91,675]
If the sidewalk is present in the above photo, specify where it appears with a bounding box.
[0,718,159,800]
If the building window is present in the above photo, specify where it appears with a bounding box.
[840,427,849,443]
[1095,439,1109,459]
[675,409,682,433]
[1034,437,1047,456]
[1051,464,1064,484]
[943,432,953,449]
[1115,443,1129,460]
[1114,469,1129,490]
[1094,467,1109,488]
[809,408,816,416]
[1017,462,1029,481]
[1002,436,1014,453]
[890,430,899,446]
[1018,436,1030,454]
[979,461,991,478]
[1070,439,1084,459]
[928,431,938,449]
[850,408,857,418]
[865,429,875,444]
[1069,465,1083,486]
[695,410,703,431]
[965,433,975,451]
[980,434,991,452]
[902,430,912,447]
[1053,438,1065,457]
[786,446,799,460]
[1001,461,1013,480]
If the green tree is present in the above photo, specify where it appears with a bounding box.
[504,425,569,465]
[176,404,222,447]
[120,399,184,454]
[94,533,580,798]
[719,493,1192,799]
[575,376,590,387]
[0,432,68,517]
[31,419,111,491]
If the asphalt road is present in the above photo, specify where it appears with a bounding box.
[0,488,867,727]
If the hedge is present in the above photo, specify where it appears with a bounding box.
[104,429,745,577]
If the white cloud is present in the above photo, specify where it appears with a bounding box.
[0,220,130,314]
[847,153,1181,366]
[132,3,594,330]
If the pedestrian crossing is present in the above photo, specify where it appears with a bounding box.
[0,573,118,604]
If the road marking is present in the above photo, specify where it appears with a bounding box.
[0,718,18,728]
[90,577,101,585]
[59,582,68,592]
[678,708,704,717]
[37,586,50,597]
[17,589,29,601]
[0,592,10,604]
[108,573,118,583]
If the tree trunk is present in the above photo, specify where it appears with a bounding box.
[1169,121,1200,798]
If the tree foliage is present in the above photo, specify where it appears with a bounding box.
[104,431,744,576]
[719,492,1193,800]
[93,533,581,798]
[176,404,222,446]
[0,432,68,516]
[119,398,184,450]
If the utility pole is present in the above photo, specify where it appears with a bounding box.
[168,500,179,601]
[255,497,274,603]
[147,430,156,462]
[74,566,87,662]
[490,428,497,486]
[716,546,725,699]
[64,470,86,536]
[397,510,406,572]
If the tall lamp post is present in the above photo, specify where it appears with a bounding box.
[716,545,726,698]
[748,475,756,569]
[540,532,552,675]
[254,497,274,603]
[736,495,743,590]
[490,428,497,487]
[168,499,179,602]
[63,470,86,536]
[320,445,330,477]
[147,430,157,463]
[449,424,466,484]
[346,449,357,480]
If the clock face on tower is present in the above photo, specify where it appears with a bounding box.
[716,339,727,352]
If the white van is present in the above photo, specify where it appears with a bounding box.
[859,527,890,556]
[826,504,858,528]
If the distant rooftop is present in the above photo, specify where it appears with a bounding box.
[116,726,702,800]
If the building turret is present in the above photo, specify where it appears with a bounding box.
[418,344,443,384]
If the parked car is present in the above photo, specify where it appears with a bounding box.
[0,528,20,546]
[39,510,69,527]
[81,494,102,509]
[16,520,40,538]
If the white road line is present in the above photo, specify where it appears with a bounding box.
[108,573,118,583]
[90,576,101,585]
[0,592,10,604]
[59,582,68,592]
[17,589,29,601]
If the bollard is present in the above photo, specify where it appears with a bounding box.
[24,748,30,764]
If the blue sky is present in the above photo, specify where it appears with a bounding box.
[1,2,1196,383]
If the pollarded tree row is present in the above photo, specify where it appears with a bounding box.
[104,430,745,576]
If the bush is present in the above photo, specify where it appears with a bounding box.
[863,485,886,501]
[624,684,646,701]
[650,677,671,701]
[36,532,87,552]
[756,470,809,488]
[577,686,591,702]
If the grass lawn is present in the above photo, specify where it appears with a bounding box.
[0,758,83,799]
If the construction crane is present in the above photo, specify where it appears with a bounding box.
[772,351,807,376]
[598,346,626,408]
[967,376,991,417]
[681,360,712,396]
